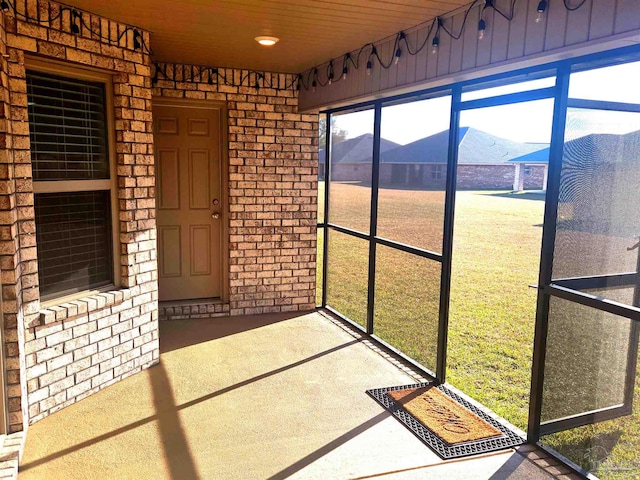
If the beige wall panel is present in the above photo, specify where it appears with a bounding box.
[379,40,393,91]
[544,1,569,51]
[565,3,592,46]
[614,0,640,33]
[299,0,640,112]
[449,13,465,73]
[589,2,615,39]
[490,5,510,64]
[507,0,528,59]
[437,17,455,76]
[404,30,419,83]
[415,28,430,82]
[461,6,481,71]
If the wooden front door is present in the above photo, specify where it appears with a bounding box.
[154,102,224,301]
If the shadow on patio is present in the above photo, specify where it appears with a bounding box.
[19,311,561,479]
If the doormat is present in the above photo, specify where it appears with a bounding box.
[367,382,525,459]
[387,387,502,444]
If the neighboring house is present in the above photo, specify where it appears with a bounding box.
[320,127,550,190]
[318,134,401,181]
[508,147,551,191]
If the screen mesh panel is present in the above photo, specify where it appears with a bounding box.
[35,191,113,297]
[541,296,632,424]
[27,70,109,181]
[553,108,640,284]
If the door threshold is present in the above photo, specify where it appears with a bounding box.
[159,297,230,321]
[159,297,224,308]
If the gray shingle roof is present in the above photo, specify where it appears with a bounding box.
[510,129,640,164]
[379,127,549,165]
[319,133,400,164]
[320,128,553,165]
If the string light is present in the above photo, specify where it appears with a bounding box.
[367,46,376,76]
[153,62,299,92]
[133,30,142,50]
[536,0,548,23]
[0,0,151,53]
[300,0,592,91]
[432,18,442,55]
[70,10,81,35]
[478,18,486,40]
[342,53,351,80]
[432,35,439,54]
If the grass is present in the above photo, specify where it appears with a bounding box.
[317,181,640,478]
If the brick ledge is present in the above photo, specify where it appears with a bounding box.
[0,431,26,480]
[37,289,133,326]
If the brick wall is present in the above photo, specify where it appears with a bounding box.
[0,0,159,430]
[523,165,547,190]
[153,64,318,317]
[457,165,515,189]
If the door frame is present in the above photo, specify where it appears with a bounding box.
[152,97,230,304]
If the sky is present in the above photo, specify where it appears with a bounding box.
[330,61,640,146]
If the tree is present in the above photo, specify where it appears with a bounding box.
[319,117,348,147]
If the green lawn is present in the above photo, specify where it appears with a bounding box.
[317,181,640,478]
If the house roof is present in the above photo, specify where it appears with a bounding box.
[457,128,549,165]
[324,127,550,165]
[319,134,400,164]
[510,129,640,164]
[509,147,550,164]
[378,128,462,165]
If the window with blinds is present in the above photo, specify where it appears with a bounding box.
[27,70,109,181]
[35,191,113,297]
[27,67,115,300]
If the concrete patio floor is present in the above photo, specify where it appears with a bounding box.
[18,311,577,479]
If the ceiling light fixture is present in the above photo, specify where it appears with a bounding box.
[255,36,279,46]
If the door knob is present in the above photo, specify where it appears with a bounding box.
[212,213,220,219]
